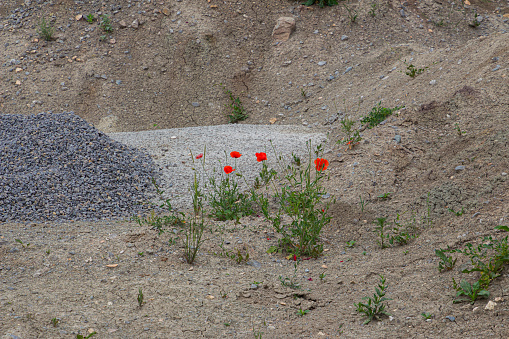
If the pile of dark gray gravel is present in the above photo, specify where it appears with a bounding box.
[0,112,157,223]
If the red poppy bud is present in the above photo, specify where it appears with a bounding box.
[293,254,297,261]
[196,153,203,159]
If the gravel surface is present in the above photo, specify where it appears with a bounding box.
[108,124,328,211]
[0,112,156,222]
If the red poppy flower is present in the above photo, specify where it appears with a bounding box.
[314,158,329,171]
[308,277,313,281]
[321,209,325,213]
[230,151,242,158]
[196,153,203,159]
[293,254,297,261]
[255,152,267,162]
[224,166,235,174]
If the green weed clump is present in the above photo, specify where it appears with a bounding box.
[37,17,55,41]
[361,102,404,129]
[355,275,392,324]
[265,142,332,258]
[219,84,248,123]
[303,0,338,7]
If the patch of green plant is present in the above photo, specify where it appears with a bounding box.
[454,123,466,136]
[355,274,392,324]
[76,332,96,339]
[99,14,113,32]
[208,172,254,222]
[182,217,206,265]
[253,159,277,189]
[343,4,358,23]
[470,11,481,27]
[297,308,309,316]
[219,83,248,123]
[346,240,356,248]
[448,207,464,216]
[264,142,332,258]
[319,271,327,282]
[216,240,250,264]
[421,312,433,320]
[303,0,338,8]
[402,60,428,78]
[37,16,55,41]
[131,178,185,235]
[373,217,390,249]
[435,249,457,272]
[377,192,393,201]
[85,14,95,23]
[51,317,59,327]
[359,195,370,213]
[446,226,509,288]
[337,118,362,149]
[368,2,378,17]
[452,278,489,304]
[137,288,144,307]
[15,239,30,249]
[361,102,404,129]
[279,260,301,289]
[301,88,307,98]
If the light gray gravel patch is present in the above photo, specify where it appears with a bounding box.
[108,124,328,211]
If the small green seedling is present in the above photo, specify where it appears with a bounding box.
[297,309,309,316]
[76,332,96,339]
[377,192,392,201]
[435,249,457,272]
[359,195,370,213]
[421,312,433,320]
[224,323,230,327]
[343,4,358,23]
[51,317,59,327]
[37,16,55,41]
[319,271,327,282]
[403,60,427,78]
[100,14,113,32]
[45,249,50,255]
[85,14,94,23]
[448,207,464,216]
[137,288,144,307]
[368,2,377,17]
[301,88,307,98]
[138,252,144,257]
[362,251,367,255]
[355,274,392,324]
[373,217,389,249]
[453,278,489,304]
[15,239,30,249]
[252,281,263,286]
[454,123,466,136]
[346,240,356,248]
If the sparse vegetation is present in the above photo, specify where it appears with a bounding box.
[304,0,338,7]
[220,83,248,123]
[361,103,403,129]
[99,14,113,32]
[355,275,392,324]
[37,16,54,41]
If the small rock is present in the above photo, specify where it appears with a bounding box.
[250,284,259,290]
[272,17,296,42]
[429,80,436,85]
[9,247,19,253]
[132,19,139,29]
[485,301,497,310]
[492,65,501,72]
[445,316,455,322]
[394,135,402,143]
[75,14,83,21]
[191,102,200,107]
[343,66,353,74]
[119,20,127,28]
[317,61,326,66]
[247,260,261,268]
[473,307,480,313]
[455,165,465,172]
[341,35,348,41]
[162,8,171,16]
[242,291,251,298]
